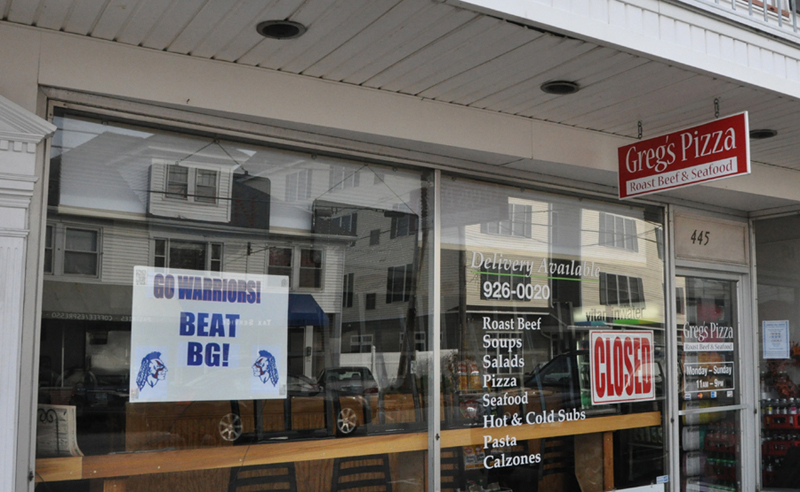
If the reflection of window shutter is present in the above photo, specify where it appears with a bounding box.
[599,272,607,305]
[635,277,645,305]
[524,205,532,238]
[598,213,605,245]
[405,263,413,301]
[386,267,394,303]
[625,218,638,252]
[607,274,618,304]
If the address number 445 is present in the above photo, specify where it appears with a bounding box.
[690,230,710,246]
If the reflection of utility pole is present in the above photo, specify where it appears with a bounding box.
[394,186,428,423]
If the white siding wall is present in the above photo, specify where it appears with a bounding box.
[101,222,151,284]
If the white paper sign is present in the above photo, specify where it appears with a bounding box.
[763,320,790,360]
[129,266,289,402]
[589,330,655,405]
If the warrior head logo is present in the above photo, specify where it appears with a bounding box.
[136,351,168,391]
[252,350,279,386]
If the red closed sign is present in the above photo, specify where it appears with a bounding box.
[618,112,749,199]
[590,331,655,405]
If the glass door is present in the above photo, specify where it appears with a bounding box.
[676,275,742,492]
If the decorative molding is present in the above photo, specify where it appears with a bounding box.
[0,135,40,149]
[0,227,29,238]
[0,89,52,492]
[0,173,38,183]
[0,94,56,143]
[0,238,25,488]
[0,197,32,209]
[0,173,38,193]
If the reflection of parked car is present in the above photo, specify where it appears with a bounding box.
[525,350,663,414]
[287,374,322,395]
[525,351,586,411]
[316,367,378,436]
[317,366,380,395]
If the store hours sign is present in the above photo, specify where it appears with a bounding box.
[129,266,289,403]
[618,113,750,199]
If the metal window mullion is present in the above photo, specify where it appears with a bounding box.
[665,206,680,492]
[748,218,762,491]
[428,170,441,492]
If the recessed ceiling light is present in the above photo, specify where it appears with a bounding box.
[749,129,778,139]
[540,81,580,95]
[256,20,306,40]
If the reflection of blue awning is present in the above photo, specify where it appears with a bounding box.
[288,294,328,327]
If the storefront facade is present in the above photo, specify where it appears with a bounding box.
[5,2,800,492]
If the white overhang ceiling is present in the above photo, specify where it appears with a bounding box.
[3,0,800,212]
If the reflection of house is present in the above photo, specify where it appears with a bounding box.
[442,196,664,324]
[439,190,666,384]
[321,204,427,356]
[42,114,430,386]
[42,116,362,382]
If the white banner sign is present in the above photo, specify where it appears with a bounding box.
[590,330,655,405]
[129,266,289,403]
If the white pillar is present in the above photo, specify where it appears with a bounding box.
[0,95,55,492]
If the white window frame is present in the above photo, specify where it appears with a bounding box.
[599,212,639,252]
[285,169,312,202]
[482,203,532,238]
[153,238,223,271]
[267,245,325,291]
[329,165,360,191]
[164,163,219,205]
[350,334,373,351]
[46,222,102,278]
[599,272,645,306]
[400,332,427,351]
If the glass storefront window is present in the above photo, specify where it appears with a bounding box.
[439,176,667,491]
[755,215,800,489]
[35,109,433,491]
[34,108,671,492]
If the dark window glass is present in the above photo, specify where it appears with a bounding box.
[166,165,188,199]
[64,228,98,275]
[342,273,354,308]
[154,239,166,267]
[600,272,645,306]
[299,249,322,288]
[195,169,217,204]
[44,225,53,274]
[168,241,206,271]
[269,247,293,287]
[210,243,222,271]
